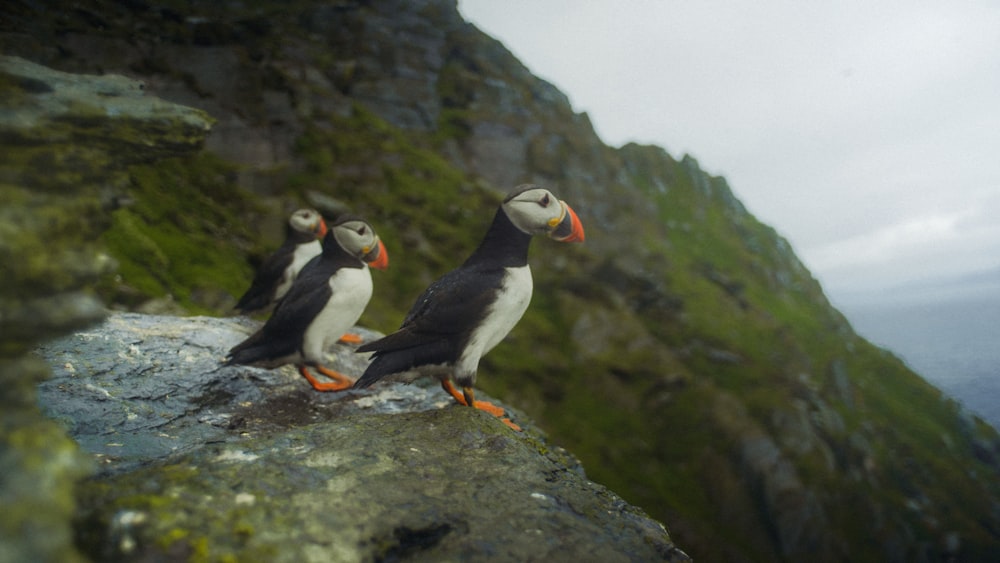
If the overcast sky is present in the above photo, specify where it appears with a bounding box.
[459,1,1000,302]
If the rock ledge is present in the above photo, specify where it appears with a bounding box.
[38,312,689,562]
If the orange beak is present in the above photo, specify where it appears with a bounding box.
[550,201,585,243]
[315,218,328,239]
[364,239,389,270]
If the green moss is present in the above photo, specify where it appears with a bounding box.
[97,152,260,313]
[54,24,1000,559]
[102,208,170,298]
[1,395,92,563]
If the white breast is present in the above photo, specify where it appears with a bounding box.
[275,240,322,301]
[456,265,533,380]
[300,266,373,363]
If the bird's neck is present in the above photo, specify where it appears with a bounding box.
[321,232,363,269]
[285,224,316,246]
[465,208,532,268]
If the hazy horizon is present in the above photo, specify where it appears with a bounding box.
[842,291,1000,429]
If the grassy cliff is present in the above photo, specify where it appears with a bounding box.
[3,1,998,560]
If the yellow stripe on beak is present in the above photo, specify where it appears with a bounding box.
[548,204,567,229]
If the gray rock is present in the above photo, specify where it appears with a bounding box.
[0,55,213,164]
[827,358,854,409]
[739,434,829,558]
[1,55,213,563]
[37,313,425,475]
[0,356,93,563]
[37,312,690,562]
[0,54,214,353]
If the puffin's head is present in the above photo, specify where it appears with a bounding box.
[332,216,389,270]
[289,208,328,239]
[502,184,585,243]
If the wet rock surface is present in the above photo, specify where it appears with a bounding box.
[37,312,690,562]
[7,3,999,560]
[0,55,213,563]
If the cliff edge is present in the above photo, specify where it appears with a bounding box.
[37,312,688,562]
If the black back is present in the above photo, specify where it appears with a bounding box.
[353,206,531,387]
[234,221,319,313]
[226,229,364,365]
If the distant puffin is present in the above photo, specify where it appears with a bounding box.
[353,184,584,429]
[225,215,389,391]
[234,208,327,314]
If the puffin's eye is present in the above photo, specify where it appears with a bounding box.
[540,194,551,207]
[357,226,367,235]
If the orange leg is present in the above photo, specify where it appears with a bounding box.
[440,380,521,431]
[337,333,363,344]
[298,365,353,392]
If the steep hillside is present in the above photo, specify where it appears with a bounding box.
[4,1,999,560]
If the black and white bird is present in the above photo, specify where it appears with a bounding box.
[353,185,584,429]
[225,215,389,391]
[234,208,327,314]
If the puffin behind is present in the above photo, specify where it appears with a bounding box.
[226,215,389,391]
[234,208,328,315]
[353,184,584,430]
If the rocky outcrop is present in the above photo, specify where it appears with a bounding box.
[37,313,690,562]
[0,55,212,563]
[0,55,212,354]
[7,54,689,561]
[5,3,1000,561]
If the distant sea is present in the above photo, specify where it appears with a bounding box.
[836,282,1000,431]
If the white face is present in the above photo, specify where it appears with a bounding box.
[332,219,381,260]
[289,208,323,234]
[502,187,567,236]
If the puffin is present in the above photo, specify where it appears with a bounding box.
[234,208,327,315]
[225,215,389,391]
[352,184,584,430]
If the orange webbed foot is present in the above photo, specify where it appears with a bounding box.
[337,333,363,345]
[440,380,521,431]
[471,399,506,417]
[499,417,522,431]
[298,365,353,392]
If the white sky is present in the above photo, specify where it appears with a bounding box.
[459,1,1000,299]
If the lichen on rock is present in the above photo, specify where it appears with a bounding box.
[1,55,214,563]
[0,55,214,351]
[39,312,690,562]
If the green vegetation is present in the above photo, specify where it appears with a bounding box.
[26,2,994,560]
[96,104,1000,558]
[98,153,260,313]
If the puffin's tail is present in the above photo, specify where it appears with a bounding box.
[224,345,266,367]
[352,352,413,389]
[353,339,451,389]
[223,329,276,367]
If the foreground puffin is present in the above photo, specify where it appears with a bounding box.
[225,215,388,391]
[234,208,328,314]
[353,185,584,430]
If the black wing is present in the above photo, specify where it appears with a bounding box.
[227,256,332,364]
[234,243,296,313]
[353,264,503,387]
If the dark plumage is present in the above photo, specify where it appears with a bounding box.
[354,185,584,429]
[234,208,327,314]
[226,215,388,391]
